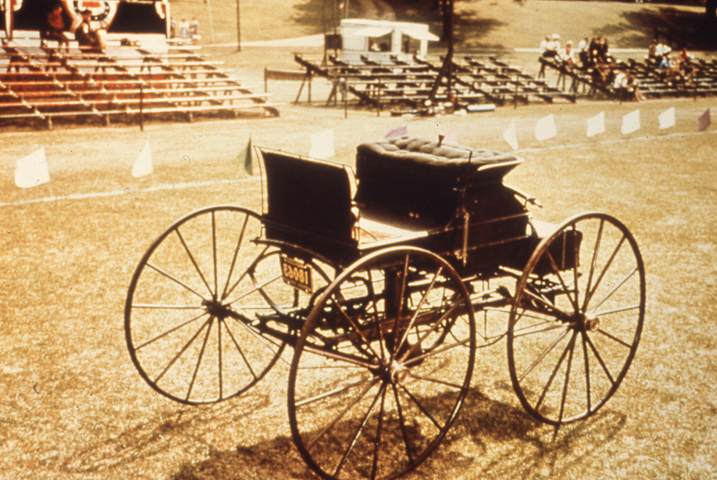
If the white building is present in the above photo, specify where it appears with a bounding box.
[339,19,439,63]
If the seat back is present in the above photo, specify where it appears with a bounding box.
[259,148,357,257]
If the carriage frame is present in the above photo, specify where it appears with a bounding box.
[124,137,645,480]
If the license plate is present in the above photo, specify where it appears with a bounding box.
[280,255,312,293]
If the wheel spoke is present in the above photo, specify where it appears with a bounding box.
[153,316,211,384]
[217,316,223,399]
[212,211,218,297]
[303,344,380,369]
[404,336,471,366]
[174,227,214,298]
[392,382,415,463]
[221,211,251,300]
[398,383,443,431]
[584,333,616,385]
[333,296,386,366]
[585,234,627,307]
[146,262,208,301]
[395,265,443,357]
[588,267,639,314]
[132,304,204,310]
[522,287,572,318]
[596,328,634,349]
[544,249,579,311]
[408,373,466,390]
[518,327,570,382]
[593,304,641,317]
[333,383,385,478]
[225,274,282,306]
[582,219,605,311]
[512,322,565,339]
[556,332,577,425]
[306,378,381,451]
[135,311,208,351]
[582,332,592,412]
[370,386,388,480]
[403,300,467,362]
[296,376,373,408]
[185,317,215,402]
[222,245,270,304]
[222,320,258,380]
[534,330,575,411]
[228,314,285,361]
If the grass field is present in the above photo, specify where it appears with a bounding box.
[2,1,717,479]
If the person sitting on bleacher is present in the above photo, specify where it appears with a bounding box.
[678,48,696,81]
[578,37,589,67]
[190,17,200,43]
[179,19,191,40]
[75,9,106,53]
[647,38,660,63]
[613,70,644,101]
[41,4,69,51]
[595,37,611,64]
[559,40,575,69]
[540,34,560,59]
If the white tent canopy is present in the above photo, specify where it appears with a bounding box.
[339,19,438,63]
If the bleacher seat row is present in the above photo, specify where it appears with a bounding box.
[0,36,280,128]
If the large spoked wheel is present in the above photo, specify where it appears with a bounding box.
[125,205,332,405]
[288,247,476,480]
[508,212,645,425]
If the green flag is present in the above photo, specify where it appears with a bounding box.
[238,136,252,175]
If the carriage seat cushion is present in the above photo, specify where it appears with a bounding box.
[357,137,517,176]
[355,137,518,227]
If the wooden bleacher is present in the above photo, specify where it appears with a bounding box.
[291,53,575,112]
[0,35,280,128]
[538,55,717,101]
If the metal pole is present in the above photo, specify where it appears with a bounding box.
[139,83,144,132]
[236,0,241,51]
[206,0,215,42]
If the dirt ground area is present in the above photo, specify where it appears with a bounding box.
[1,78,716,479]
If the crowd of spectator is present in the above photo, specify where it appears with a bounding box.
[648,38,696,85]
[540,32,703,101]
[169,17,200,43]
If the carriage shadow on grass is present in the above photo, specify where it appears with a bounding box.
[164,389,626,480]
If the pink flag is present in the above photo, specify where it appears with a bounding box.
[385,125,408,139]
[697,108,710,131]
[439,128,457,145]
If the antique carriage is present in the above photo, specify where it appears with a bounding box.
[124,136,645,480]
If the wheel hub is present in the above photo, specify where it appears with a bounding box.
[389,360,410,386]
[569,312,600,332]
[202,299,232,319]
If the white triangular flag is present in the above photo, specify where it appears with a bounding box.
[385,125,408,139]
[14,147,50,188]
[439,128,457,145]
[659,107,675,130]
[503,119,518,151]
[534,114,557,141]
[697,108,710,131]
[309,128,335,159]
[586,112,605,138]
[621,110,640,135]
[132,139,153,177]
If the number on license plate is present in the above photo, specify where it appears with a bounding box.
[280,255,312,293]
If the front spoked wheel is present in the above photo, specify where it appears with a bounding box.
[288,247,476,480]
[508,212,645,425]
[125,205,332,405]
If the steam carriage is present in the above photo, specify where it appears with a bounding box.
[125,137,645,480]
